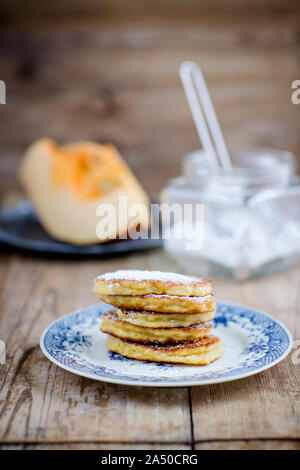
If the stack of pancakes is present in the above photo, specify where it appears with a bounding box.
[93,270,222,365]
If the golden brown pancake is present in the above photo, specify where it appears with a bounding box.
[101,310,213,344]
[93,270,212,296]
[115,307,215,327]
[106,334,222,365]
[100,293,215,314]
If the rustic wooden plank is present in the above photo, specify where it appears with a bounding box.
[1,0,299,27]
[191,268,300,441]
[0,243,299,444]
[0,252,191,443]
[196,440,300,450]
[0,443,191,450]
[1,440,299,450]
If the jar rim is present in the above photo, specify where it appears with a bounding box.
[183,146,295,195]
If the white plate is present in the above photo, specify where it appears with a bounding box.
[40,301,292,387]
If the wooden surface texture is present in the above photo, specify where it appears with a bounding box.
[0,10,299,449]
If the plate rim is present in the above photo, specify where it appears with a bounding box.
[0,200,162,255]
[40,300,293,387]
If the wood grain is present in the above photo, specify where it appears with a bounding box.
[0,249,299,446]
[0,17,299,202]
[0,253,190,443]
[195,440,300,450]
[1,1,299,26]
[0,443,191,450]
[0,11,300,449]
[1,441,299,450]
[191,269,300,441]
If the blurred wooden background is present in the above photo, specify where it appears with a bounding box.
[0,0,299,201]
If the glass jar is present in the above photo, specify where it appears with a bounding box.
[161,147,300,281]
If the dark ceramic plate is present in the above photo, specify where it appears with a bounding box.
[0,201,162,255]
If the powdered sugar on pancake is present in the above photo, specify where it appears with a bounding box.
[96,270,208,285]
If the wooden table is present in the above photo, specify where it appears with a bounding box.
[0,12,300,450]
[0,249,299,450]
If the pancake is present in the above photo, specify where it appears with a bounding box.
[115,307,215,327]
[93,270,212,296]
[106,334,222,365]
[101,310,213,344]
[100,293,215,313]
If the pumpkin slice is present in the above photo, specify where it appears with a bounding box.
[19,138,150,245]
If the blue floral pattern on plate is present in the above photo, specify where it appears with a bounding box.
[40,301,292,387]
